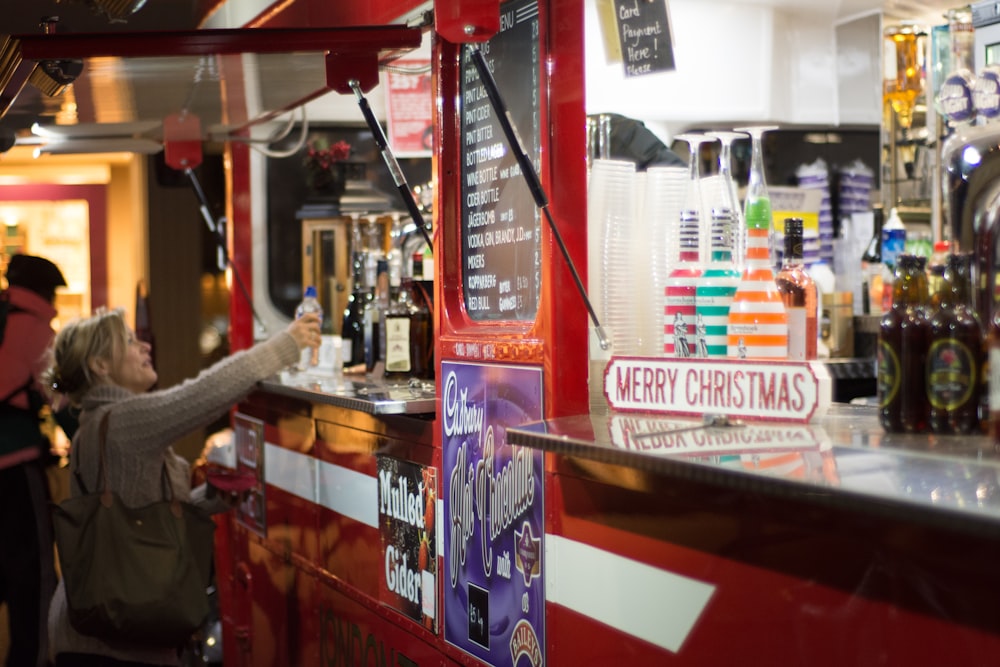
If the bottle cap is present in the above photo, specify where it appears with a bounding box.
[305,285,317,298]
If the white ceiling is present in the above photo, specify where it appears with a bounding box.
[725,0,968,23]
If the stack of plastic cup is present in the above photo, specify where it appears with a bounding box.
[642,165,688,356]
[796,159,834,265]
[588,159,639,354]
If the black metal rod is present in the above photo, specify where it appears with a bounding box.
[348,79,433,249]
[466,46,609,350]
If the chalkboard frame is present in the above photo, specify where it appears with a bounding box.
[458,0,543,323]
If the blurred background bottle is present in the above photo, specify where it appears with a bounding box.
[878,254,930,433]
[363,259,388,373]
[927,253,982,434]
[861,207,884,315]
[776,218,817,360]
[926,240,951,309]
[880,207,907,311]
[342,219,370,368]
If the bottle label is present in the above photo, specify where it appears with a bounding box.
[881,229,906,268]
[877,340,900,407]
[665,283,696,357]
[926,339,976,411]
[786,307,807,361]
[990,346,1000,412]
[385,316,412,373]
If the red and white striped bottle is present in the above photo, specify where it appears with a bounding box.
[665,133,707,357]
[664,219,701,357]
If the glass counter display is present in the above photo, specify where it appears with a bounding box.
[260,373,435,415]
[508,403,1000,536]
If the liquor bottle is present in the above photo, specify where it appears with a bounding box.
[880,207,906,311]
[341,248,369,368]
[420,242,434,281]
[860,208,884,315]
[775,218,818,360]
[363,259,388,373]
[695,205,740,358]
[295,285,323,371]
[696,133,743,358]
[665,211,702,357]
[878,254,931,433]
[926,240,950,309]
[927,253,982,434]
[383,278,434,381]
[728,199,788,359]
[728,125,787,359]
[665,134,707,357]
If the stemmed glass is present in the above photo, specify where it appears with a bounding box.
[673,133,712,264]
[706,130,746,268]
[734,126,778,266]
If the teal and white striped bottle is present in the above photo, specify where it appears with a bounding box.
[695,205,740,357]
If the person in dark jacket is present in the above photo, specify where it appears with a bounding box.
[589,113,685,170]
[0,254,66,667]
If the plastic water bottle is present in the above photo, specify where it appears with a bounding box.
[295,286,323,370]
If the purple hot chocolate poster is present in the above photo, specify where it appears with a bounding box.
[442,361,545,667]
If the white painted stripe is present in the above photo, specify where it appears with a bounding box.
[263,442,378,528]
[317,459,378,528]
[545,534,715,654]
[262,446,718,652]
[264,443,316,503]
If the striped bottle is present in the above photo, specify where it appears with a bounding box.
[665,209,701,357]
[728,197,788,359]
[695,206,740,357]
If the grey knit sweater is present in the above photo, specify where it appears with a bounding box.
[48,332,299,665]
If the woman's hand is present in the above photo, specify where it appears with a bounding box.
[287,312,322,350]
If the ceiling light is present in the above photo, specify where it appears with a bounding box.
[33,137,162,156]
[31,120,161,138]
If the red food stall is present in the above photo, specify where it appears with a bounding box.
[6,1,1000,665]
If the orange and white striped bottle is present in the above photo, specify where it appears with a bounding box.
[727,196,788,359]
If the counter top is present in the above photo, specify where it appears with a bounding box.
[259,372,435,415]
[507,405,1000,536]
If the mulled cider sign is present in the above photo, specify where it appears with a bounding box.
[604,357,831,423]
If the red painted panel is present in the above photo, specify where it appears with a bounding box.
[434,0,588,419]
[227,140,254,351]
[317,581,463,667]
[248,0,427,28]
[545,592,1000,667]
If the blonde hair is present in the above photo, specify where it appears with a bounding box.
[43,308,130,407]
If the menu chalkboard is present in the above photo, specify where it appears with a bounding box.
[460,0,540,322]
[613,0,675,77]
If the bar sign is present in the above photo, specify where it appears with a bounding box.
[613,0,675,77]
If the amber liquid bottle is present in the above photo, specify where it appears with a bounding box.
[775,218,818,360]
[878,254,931,433]
[383,278,434,381]
[927,254,982,433]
